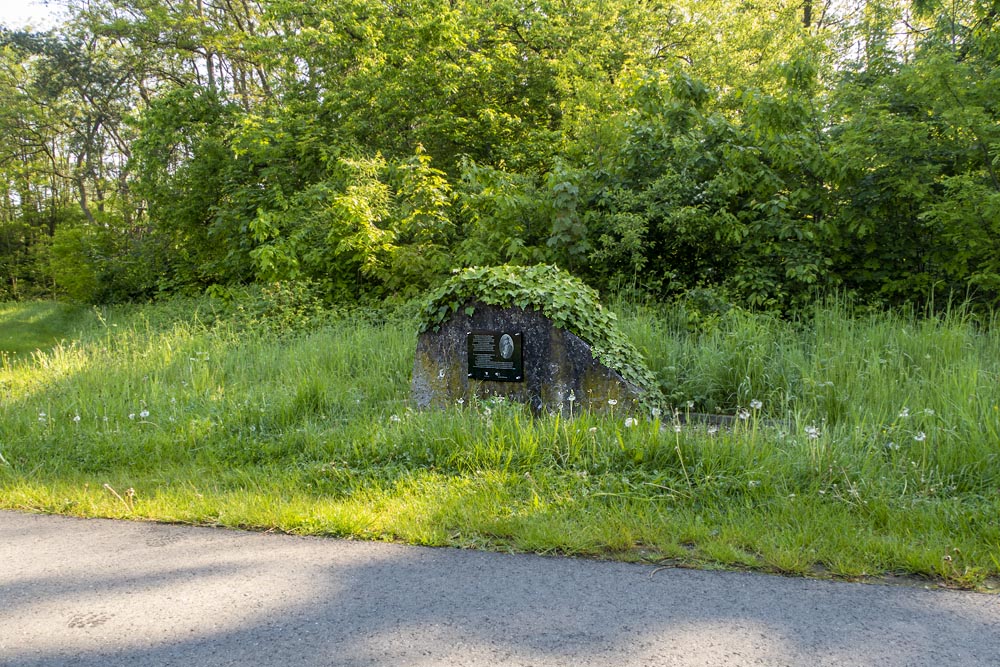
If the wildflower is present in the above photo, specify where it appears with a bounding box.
[686,400,695,409]
[139,410,150,419]
[805,425,820,439]
[624,417,636,428]
[457,398,465,405]
[885,441,899,451]
[738,409,750,421]
[589,427,598,433]
[567,391,576,403]
[707,425,719,435]
[748,480,760,489]
[73,414,81,423]
[650,407,661,418]
[483,407,492,417]
[128,413,135,420]
[923,408,935,416]
[673,423,682,433]
[438,369,445,379]
[750,399,763,410]
[390,414,401,423]
[898,407,910,418]
[608,399,618,407]
[914,431,926,442]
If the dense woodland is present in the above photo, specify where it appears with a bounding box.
[1,0,998,310]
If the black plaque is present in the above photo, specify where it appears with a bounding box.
[467,330,523,382]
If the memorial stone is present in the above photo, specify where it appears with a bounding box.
[412,265,661,414]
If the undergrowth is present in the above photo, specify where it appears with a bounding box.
[1,294,998,589]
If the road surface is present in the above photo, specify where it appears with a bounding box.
[1,510,997,666]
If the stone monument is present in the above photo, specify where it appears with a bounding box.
[412,265,661,414]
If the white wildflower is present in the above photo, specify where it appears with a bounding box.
[750,399,763,410]
[608,399,618,407]
[898,407,910,418]
[139,409,150,419]
[128,413,135,420]
[390,414,401,423]
[73,414,81,423]
[914,431,926,442]
[624,417,636,428]
[805,425,820,439]
[738,409,750,421]
[568,391,576,403]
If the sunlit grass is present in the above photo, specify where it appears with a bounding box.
[0,301,94,359]
[1,296,998,589]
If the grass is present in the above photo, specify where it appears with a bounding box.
[0,301,95,359]
[1,293,998,590]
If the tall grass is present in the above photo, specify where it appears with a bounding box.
[1,295,998,587]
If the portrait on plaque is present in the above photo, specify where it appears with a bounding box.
[499,333,514,360]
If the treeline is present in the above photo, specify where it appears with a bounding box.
[1,0,998,310]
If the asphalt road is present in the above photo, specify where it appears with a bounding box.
[2,510,997,666]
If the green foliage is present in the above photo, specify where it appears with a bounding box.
[418,264,661,395]
[4,0,1000,312]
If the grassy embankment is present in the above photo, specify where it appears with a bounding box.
[1,295,998,589]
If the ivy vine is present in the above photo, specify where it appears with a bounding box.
[418,264,661,397]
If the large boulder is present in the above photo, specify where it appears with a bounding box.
[411,265,661,414]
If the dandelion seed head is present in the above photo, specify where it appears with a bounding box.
[898,407,910,418]
[139,410,150,419]
[673,423,682,433]
[750,399,763,410]
[914,431,926,442]
[624,417,636,428]
[707,425,719,435]
[128,413,135,420]
[73,415,81,423]
[568,391,576,403]
[651,407,661,418]
[607,399,618,407]
[589,426,598,433]
[686,401,695,409]
[390,414,401,423]
[738,409,750,420]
